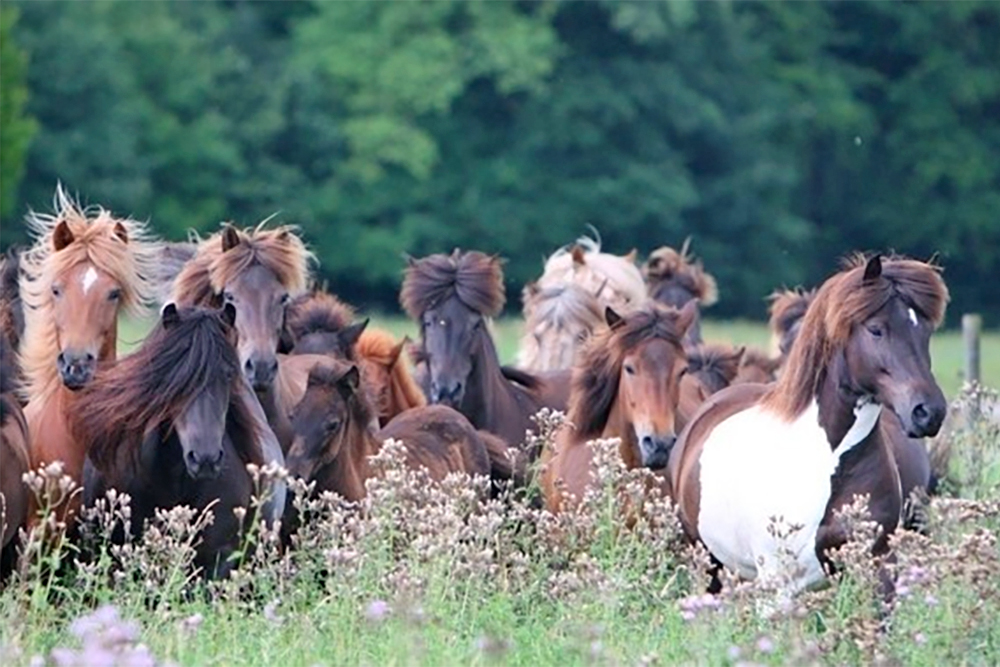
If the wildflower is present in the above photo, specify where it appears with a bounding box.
[364,600,390,623]
[263,599,284,626]
[756,637,774,654]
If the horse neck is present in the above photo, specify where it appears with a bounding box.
[316,411,379,502]
[462,329,525,430]
[601,395,641,470]
[815,352,883,455]
[254,381,293,452]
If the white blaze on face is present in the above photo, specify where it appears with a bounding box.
[908,307,918,327]
[82,266,99,295]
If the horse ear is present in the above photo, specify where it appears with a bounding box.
[623,248,638,264]
[336,365,361,399]
[221,302,237,328]
[863,254,882,282]
[52,221,75,251]
[276,229,290,242]
[112,222,129,244]
[341,318,369,349]
[733,345,747,363]
[387,338,407,367]
[162,303,181,329]
[523,281,539,300]
[605,306,624,330]
[676,300,699,338]
[221,225,240,252]
[571,245,586,266]
[404,254,417,268]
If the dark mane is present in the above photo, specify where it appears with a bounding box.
[72,306,264,478]
[307,362,376,430]
[400,250,506,319]
[0,245,24,352]
[0,329,15,397]
[570,304,688,439]
[763,254,949,419]
[686,343,744,393]
[643,242,718,306]
[500,365,543,391]
[286,290,356,340]
[768,287,816,340]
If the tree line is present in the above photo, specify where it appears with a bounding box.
[2,1,998,323]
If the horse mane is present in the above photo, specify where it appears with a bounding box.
[306,362,376,433]
[0,330,16,397]
[356,328,427,410]
[19,186,159,401]
[739,348,781,379]
[151,241,197,305]
[540,232,647,311]
[643,241,719,307]
[400,249,505,319]
[0,245,24,351]
[762,254,949,420]
[686,343,744,391]
[768,287,816,340]
[71,306,264,480]
[523,283,603,330]
[500,365,542,391]
[569,304,688,439]
[171,222,313,306]
[286,289,356,341]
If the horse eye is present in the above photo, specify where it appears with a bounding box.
[223,291,234,303]
[624,364,636,376]
[280,293,290,306]
[52,285,63,298]
[325,419,341,433]
[108,288,122,302]
[866,323,883,338]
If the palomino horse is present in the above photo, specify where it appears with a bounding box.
[286,362,491,502]
[535,232,647,315]
[767,285,935,528]
[76,304,266,578]
[516,282,606,373]
[401,250,570,464]
[541,301,697,513]
[670,254,948,598]
[1,330,30,576]
[642,240,718,345]
[172,222,313,515]
[19,187,158,527]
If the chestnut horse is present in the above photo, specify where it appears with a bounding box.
[642,240,718,345]
[356,329,427,427]
[286,363,491,502]
[516,281,606,373]
[401,250,569,467]
[1,330,30,576]
[541,301,697,513]
[76,304,265,578]
[767,286,935,527]
[670,255,949,598]
[732,349,780,385]
[19,187,159,527]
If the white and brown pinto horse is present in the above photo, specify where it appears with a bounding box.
[670,255,948,597]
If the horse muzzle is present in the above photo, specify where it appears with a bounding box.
[57,351,96,390]
[184,449,224,481]
[429,381,464,408]
[245,354,279,391]
[639,434,676,470]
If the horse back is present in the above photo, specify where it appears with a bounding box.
[1,393,30,549]
[379,405,491,480]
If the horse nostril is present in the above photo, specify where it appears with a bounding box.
[912,403,929,427]
[244,358,254,373]
[186,450,199,469]
[84,353,95,363]
[664,435,677,450]
[268,359,279,376]
[640,435,653,450]
[57,352,66,366]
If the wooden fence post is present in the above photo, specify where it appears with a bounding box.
[962,313,981,386]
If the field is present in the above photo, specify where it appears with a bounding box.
[2,317,998,667]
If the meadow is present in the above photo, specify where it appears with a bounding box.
[1,316,997,667]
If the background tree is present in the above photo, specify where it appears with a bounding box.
[0,6,37,221]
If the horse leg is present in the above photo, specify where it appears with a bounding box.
[237,379,287,527]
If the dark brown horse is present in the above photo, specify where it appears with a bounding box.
[284,288,368,358]
[670,254,949,599]
[286,362,491,502]
[768,285,936,524]
[75,304,266,578]
[401,250,569,463]
[1,329,30,576]
[642,240,718,345]
[541,301,697,513]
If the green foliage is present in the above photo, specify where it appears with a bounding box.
[3,0,999,323]
[0,6,36,220]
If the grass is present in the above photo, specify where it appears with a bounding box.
[119,314,1000,399]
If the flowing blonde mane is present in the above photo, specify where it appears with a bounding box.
[357,328,426,418]
[171,221,313,306]
[538,232,647,314]
[18,186,159,401]
[517,282,604,371]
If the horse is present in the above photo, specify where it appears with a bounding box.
[284,288,367,358]
[75,304,266,579]
[356,328,427,427]
[401,250,570,467]
[1,329,30,576]
[767,285,935,529]
[171,222,313,514]
[18,187,159,528]
[541,301,698,513]
[150,241,198,306]
[1,246,25,356]
[516,281,606,373]
[286,362,491,503]
[669,254,949,599]
[733,348,781,385]
[535,231,647,315]
[642,240,718,345]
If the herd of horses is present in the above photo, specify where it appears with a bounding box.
[0,187,949,603]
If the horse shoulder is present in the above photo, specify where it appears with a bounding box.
[541,425,594,514]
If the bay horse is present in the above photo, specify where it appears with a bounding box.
[767,285,935,527]
[19,187,159,527]
[1,329,30,576]
[535,231,647,316]
[670,254,949,598]
[286,362,491,502]
[541,301,697,513]
[75,304,266,578]
[516,281,606,373]
[401,250,569,466]
[642,239,718,345]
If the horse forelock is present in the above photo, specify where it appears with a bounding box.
[287,291,355,339]
[304,362,377,432]
[763,255,948,420]
[644,246,719,307]
[527,283,604,331]
[687,343,743,389]
[209,225,312,294]
[400,251,505,319]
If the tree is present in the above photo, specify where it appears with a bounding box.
[0,6,37,225]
